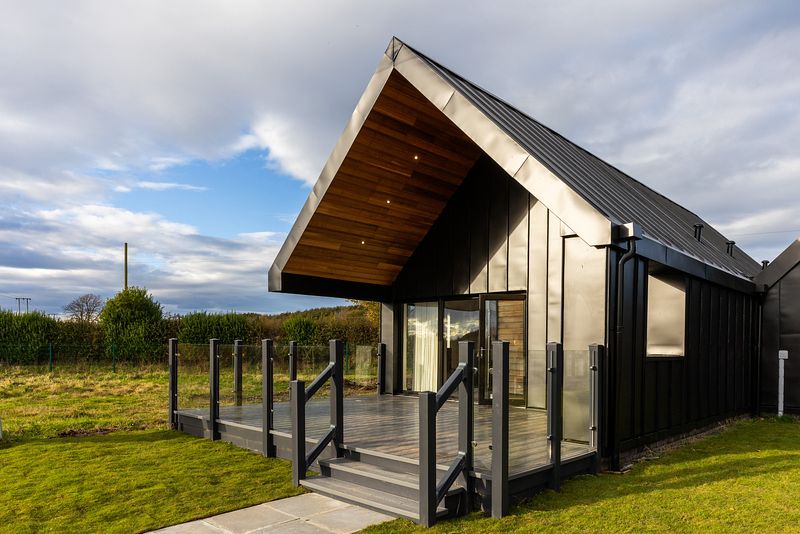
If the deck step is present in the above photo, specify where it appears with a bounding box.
[341,444,451,474]
[320,457,464,500]
[300,475,449,522]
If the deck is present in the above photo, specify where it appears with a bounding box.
[175,394,590,477]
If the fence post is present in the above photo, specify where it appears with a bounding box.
[491,340,509,518]
[48,342,53,373]
[234,339,243,406]
[547,342,564,490]
[290,379,306,486]
[112,343,117,373]
[209,338,220,441]
[330,339,344,456]
[168,338,179,430]
[262,339,275,457]
[419,391,437,528]
[377,343,386,395]
[459,340,475,497]
[589,344,604,473]
[289,341,298,382]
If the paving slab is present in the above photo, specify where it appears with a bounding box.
[149,493,393,534]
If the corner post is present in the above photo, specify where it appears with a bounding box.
[330,339,344,455]
[262,339,275,457]
[589,344,604,473]
[168,338,178,429]
[233,339,243,406]
[209,338,220,441]
[491,340,509,518]
[377,342,386,395]
[289,341,298,382]
[458,340,475,495]
[419,391,437,527]
[547,342,564,489]
[290,379,306,486]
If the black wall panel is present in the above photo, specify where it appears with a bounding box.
[761,261,800,412]
[394,155,528,302]
[614,256,758,450]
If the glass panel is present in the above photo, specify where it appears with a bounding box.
[647,274,686,357]
[403,302,439,392]
[485,299,525,406]
[443,299,479,378]
[562,349,590,445]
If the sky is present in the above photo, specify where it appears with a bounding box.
[1,1,799,316]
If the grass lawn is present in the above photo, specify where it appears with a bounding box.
[364,417,800,533]
[0,366,304,534]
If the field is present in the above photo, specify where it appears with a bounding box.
[3,364,800,533]
[0,365,305,533]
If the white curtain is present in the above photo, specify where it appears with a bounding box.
[407,302,438,392]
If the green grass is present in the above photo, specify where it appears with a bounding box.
[0,366,306,533]
[364,417,800,533]
[0,431,302,534]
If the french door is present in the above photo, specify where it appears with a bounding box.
[478,294,526,406]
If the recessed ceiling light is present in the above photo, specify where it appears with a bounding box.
[361,240,365,245]
[413,155,419,160]
[386,200,391,204]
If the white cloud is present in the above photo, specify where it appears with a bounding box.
[1,1,799,312]
[134,181,207,192]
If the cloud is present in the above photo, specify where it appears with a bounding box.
[0,1,799,313]
[134,181,207,192]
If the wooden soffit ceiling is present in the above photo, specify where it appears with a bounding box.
[282,70,483,286]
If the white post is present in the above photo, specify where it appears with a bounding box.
[778,350,789,416]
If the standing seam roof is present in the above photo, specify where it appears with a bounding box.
[402,42,760,279]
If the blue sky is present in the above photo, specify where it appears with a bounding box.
[1,1,799,316]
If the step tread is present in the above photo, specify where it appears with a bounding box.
[321,457,464,492]
[341,444,452,471]
[300,475,449,521]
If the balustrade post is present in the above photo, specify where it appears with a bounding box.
[209,338,220,441]
[290,379,306,486]
[330,339,344,455]
[289,341,298,381]
[419,391,437,528]
[458,341,475,496]
[491,340,509,518]
[262,339,275,457]
[168,338,178,429]
[547,342,564,489]
[589,344,604,473]
[234,339,243,406]
[377,343,386,395]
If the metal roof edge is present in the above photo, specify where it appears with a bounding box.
[753,238,800,290]
[267,53,395,291]
[391,42,613,246]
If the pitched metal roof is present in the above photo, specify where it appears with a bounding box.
[754,238,800,289]
[400,40,761,279]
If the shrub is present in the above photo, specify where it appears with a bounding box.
[282,316,317,345]
[99,287,164,362]
[178,312,248,344]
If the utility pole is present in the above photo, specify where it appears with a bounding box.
[15,297,31,314]
[124,242,128,290]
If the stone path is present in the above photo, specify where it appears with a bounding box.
[151,493,393,534]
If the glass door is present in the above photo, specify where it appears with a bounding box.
[478,294,526,406]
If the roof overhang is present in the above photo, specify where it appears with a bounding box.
[269,38,614,299]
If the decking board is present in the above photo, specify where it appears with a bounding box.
[176,394,589,475]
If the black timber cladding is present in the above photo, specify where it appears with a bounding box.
[393,155,528,300]
[607,250,758,452]
[401,41,760,280]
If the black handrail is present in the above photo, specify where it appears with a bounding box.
[290,339,344,486]
[419,340,474,527]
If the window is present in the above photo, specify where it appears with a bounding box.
[646,273,686,357]
[403,302,439,391]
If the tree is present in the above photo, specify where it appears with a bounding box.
[348,300,380,329]
[63,293,103,322]
[99,287,163,361]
